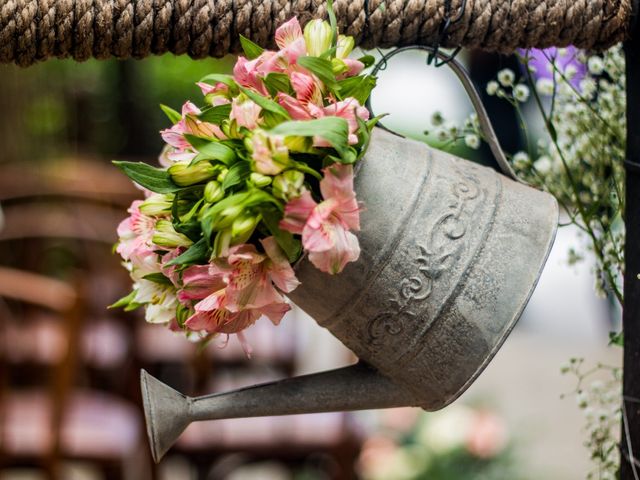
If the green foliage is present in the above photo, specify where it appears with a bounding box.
[113,161,180,193]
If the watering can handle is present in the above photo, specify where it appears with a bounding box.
[367,46,520,182]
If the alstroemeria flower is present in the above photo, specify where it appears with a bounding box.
[117,200,156,261]
[280,164,361,274]
[274,17,307,65]
[130,250,178,325]
[249,130,290,175]
[321,98,370,145]
[234,56,271,96]
[197,81,232,106]
[230,97,262,130]
[160,101,225,164]
[182,238,298,334]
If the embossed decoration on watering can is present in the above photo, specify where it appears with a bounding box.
[140,47,559,463]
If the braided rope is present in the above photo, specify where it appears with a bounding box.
[0,0,632,67]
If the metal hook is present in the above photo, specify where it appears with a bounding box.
[426,0,468,67]
[365,45,520,182]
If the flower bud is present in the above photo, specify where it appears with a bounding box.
[304,19,332,57]
[272,170,305,201]
[331,58,349,76]
[152,220,193,248]
[231,212,260,243]
[139,193,174,216]
[217,168,229,182]
[211,203,244,230]
[249,172,272,188]
[213,228,232,257]
[169,161,216,186]
[204,180,224,203]
[336,35,355,59]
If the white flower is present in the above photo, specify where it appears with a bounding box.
[417,405,474,453]
[464,134,480,150]
[536,78,554,96]
[513,84,530,103]
[534,155,553,174]
[588,56,605,76]
[445,121,459,138]
[497,68,515,87]
[486,80,499,96]
[564,64,578,80]
[513,151,530,168]
[430,111,444,126]
[435,128,449,142]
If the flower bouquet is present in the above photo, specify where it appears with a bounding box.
[112,4,378,351]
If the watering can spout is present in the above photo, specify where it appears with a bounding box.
[141,363,418,462]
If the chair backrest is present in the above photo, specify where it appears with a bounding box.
[0,266,84,469]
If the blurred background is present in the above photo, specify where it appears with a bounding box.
[0,49,621,480]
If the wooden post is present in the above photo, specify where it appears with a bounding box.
[621,3,640,476]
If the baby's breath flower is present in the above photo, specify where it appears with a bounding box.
[587,56,605,76]
[533,155,553,174]
[497,68,515,87]
[564,64,578,80]
[464,134,480,150]
[430,111,445,126]
[486,80,499,96]
[512,151,530,169]
[535,78,555,96]
[513,84,530,103]
[435,128,449,142]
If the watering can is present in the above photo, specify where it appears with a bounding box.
[140,47,559,462]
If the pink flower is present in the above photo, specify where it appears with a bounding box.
[250,130,290,175]
[321,97,370,145]
[116,200,156,261]
[233,56,270,96]
[291,71,324,105]
[181,238,299,334]
[197,82,232,105]
[276,92,313,120]
[230,97,262,130]
[274,17,307,64]
[280,164,361,274]
[160,101,225,165]
[339,58,365,79]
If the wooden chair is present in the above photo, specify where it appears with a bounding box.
[0,267,144,480]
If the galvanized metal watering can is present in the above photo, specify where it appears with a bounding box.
[141,48,559,462]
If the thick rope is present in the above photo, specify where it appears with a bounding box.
[0,0,632,67]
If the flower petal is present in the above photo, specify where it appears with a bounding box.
[275,17,303,49]
[308,227,360,274]
[261,236,300,293]
[279,190,318,235]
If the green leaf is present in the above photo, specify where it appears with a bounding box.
[297,56,339,91]
[609,331,624,347]
[260,208,302,263]
[108,290,136,309]
[263,73,294,97]
[198,104,232,125]
[199,73,238,88]
[240,35,265,60]
[358,55,376,68]
[337,75,377,104]
[240,87,291,119]
[165,237,209,266]
[269,117,352,161]
[184,135,237,165]
[327,0,338,48]
[222,161,251,190]
[142,272,174,286]
[160,104,182,124]
[113,161,180,193]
